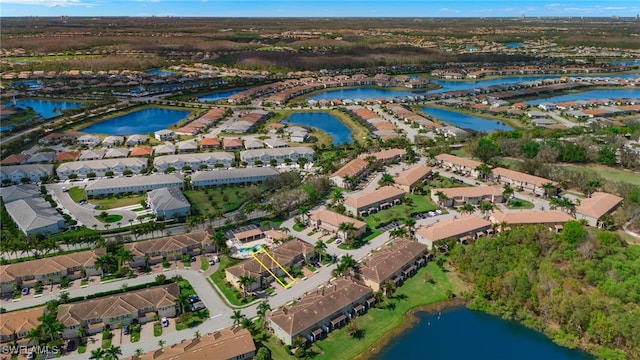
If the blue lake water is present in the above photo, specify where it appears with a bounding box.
[422,107,512,132]
[281,112,353,145]
[372,307,593,360]
[527,89,640,105]
[5,99,82,119]
[307,74,639,100]
[505,42,524,48]
[198,89,247,102]
[81,108,190,135]
[11,80,41,89]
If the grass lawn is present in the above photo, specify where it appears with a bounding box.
[130,331,140,343]
[77,343,87,354]
[68,187,86,202]
[209,255,256,306]
[153,323,162,337]
[506,198,535,209]
[94,214,123,223]
[176,309,210,331]
[293,223,305,232]
[266,263,460,360]
[200,256,209,271]
[365,195,437,229]
[557,163,640,186]
[185,186,258,215]
[427,176,472,189]
[91,194,146,210]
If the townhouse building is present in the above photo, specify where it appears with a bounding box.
[415,215,492,249]
[0,164,53,185]
[239,147,314,166]
[153,153,234,172]
[359,238,429,292]
[85,174,184,196]
[268,278,373,346]
[344,186,405,217]
[56,158,147,179]
[191,168,279,188]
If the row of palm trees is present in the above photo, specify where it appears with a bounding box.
[89,346,122,360]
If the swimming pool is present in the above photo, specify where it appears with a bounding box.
[238,244,264,254]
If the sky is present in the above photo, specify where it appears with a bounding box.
[1,0,638,18]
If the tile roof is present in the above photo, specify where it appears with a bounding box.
[344,186,405,209]
[492,167,555,187]
[54,151,81,162]
[0,250,102,283]
[0,306,45,337]
[432,186,502,198]
[489,210,573,225]
[0,184,40,203]
[1,154,29,165]
[331,158,368,178]
[359,238,428,284]
[130,146,153,157]
[394,165,433,186]
[57,283,179,327]
[269,278,371,336]
[136,326,255,360]
[370,148,406,161]
[309,209,366,229]
[575,192,623,219]
[147,187,190,212]
[434,153,482,169]
[416,215,491,242]
[4,198,65,234]
[226,239,314,279]
[124,231,210,258]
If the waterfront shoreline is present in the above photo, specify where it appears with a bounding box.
[352,297,467,360]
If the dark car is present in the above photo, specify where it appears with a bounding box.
[123,325,130,335]
[66,340,77,353]
[188,294,200,303]
[190,256,196,262]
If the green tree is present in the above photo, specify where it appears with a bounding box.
[314,240,327,263]
[231,310,245,326]
[103,345,122,360]
[239,275,256,299]
[378,173,394,187]
[89,348,105,360]
[473,138,501,164]
[255,347,272,360]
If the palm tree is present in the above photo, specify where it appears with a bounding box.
[475,163,492,181]
[89,348,106,360]
[157,339,166,351]
[231,310,245,326]
[176,292,190,314]
[314,240,327,263]
[298,206,310,225]
[103,345,122,360]
[331,188,344,206]
[338,222,357,244]
[502,183,514,201]
[339,254,357,274]
[115,247,133,270]
[238,275,256,299]
[389,226,408,239]
[212,231,227,255]
[95,253,116,275]
[378,173,394,187]
[479,201,494,218]
[404,218,416,238]
[541,182,556,199]
[134,349,143,357]
[583,179,602,198]
[434,191,448,207]
[257,300,271,323]
[194,330,201,339]
[459,203,475,215]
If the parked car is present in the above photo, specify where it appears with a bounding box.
[161,317,169,327]
[435,209,442,215]
[123,325,129,335]
[61,187,68,192]
[21,287,29,296]
[66,340,77,353]
[190,256,196,262]
[188,294,200,303]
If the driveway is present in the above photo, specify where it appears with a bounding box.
[46,183,138,230]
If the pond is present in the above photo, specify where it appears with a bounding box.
[372,307,593,360]
[281,112,353,145]
[526,89,640,105]
[4,99,82,119]
[145,68,174,77]
[505,42,524,48]
[421,107,512,132]
[198,89,247,102]
[81,107,190,135]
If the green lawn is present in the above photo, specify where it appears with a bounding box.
[94,214,123,223]
[365,195,437,229]
[200,256,210,271]
[427,176,472,189]
[209,255,256,306]
[91,194,146,210]
[558,163,640,186]
[266,263,458,360]
[184,186,259,215]
[506,198,535,209]
[68,187,86,202]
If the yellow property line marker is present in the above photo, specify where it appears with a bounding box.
[251,248,296,289]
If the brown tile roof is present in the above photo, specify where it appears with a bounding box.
[269,278,372,337]
[124,231,210,258]
[344,186,405,209]
[54,151,81,162]
[1,154,29,165]
[234,228,263,240]
[575,192,623,219]
[331,158,368,178]
[394,165,432,186]
[136,326,255,360]
[434,153,482,169]
[0,250,102,283]
[57,283,179,327]
[492,167,555,187]
[416,215,491,242]
[433,186,502,198]
[0,306,45,337]
[489,210,573,225]
[200,107,227,121]
[223,138,243,148]
[130,146,153,157]
[226,239,314,279]
[309,209,366,229]
[200,137,221,147]
[370,148,406,161]
[359,238,428,284]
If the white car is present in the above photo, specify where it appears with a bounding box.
[435,209,442,215]
[161,317,169,327]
